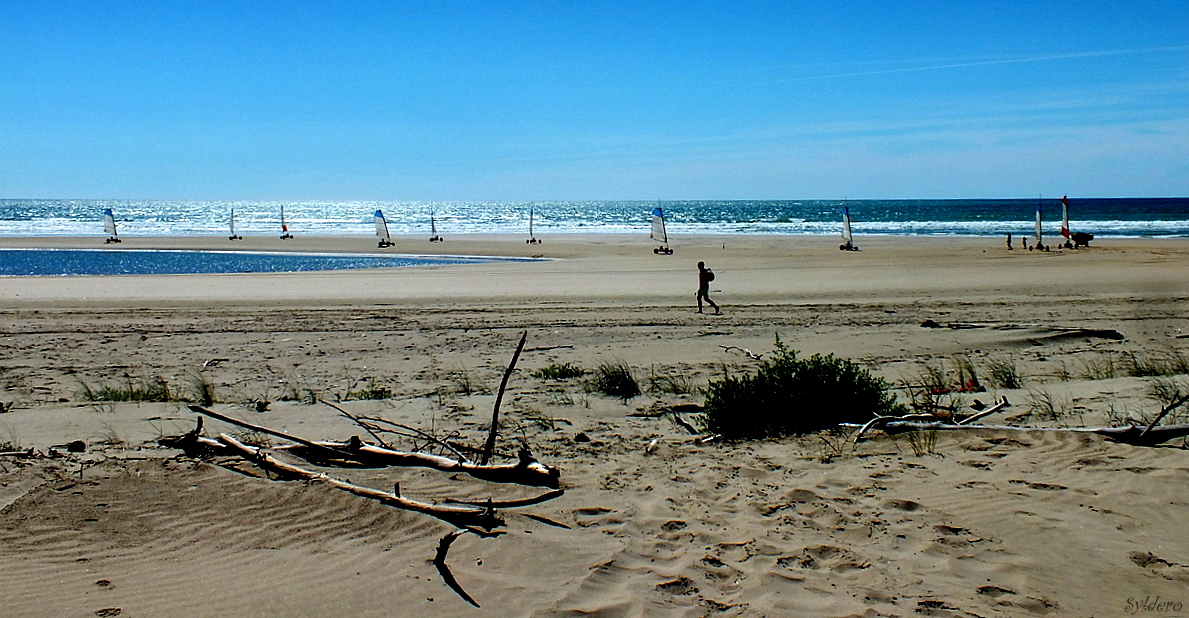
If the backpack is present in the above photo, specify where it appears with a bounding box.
[705,269,715,282]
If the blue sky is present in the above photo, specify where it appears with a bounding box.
[1,1,1186,200]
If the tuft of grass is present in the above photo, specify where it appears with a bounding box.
[701,337,905,439]
[532,363,585,380]
[987,356,1023,389]
[446,367,490,396]
[1127,351,1189,378]
[79,376,174,402]
[1076,354,1119,381]
[585,360,641,401]
[817,429,853,463]
[647,366,696,395]
[1147,377,1189,408]
[902,429,939,457]
[953,355,981,391]
[1026,388,1070,421]
[186,372,217,406]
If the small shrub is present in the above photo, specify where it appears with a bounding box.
[585,360,641,401]
[701,339,905,439]
[987,356,1023,389]
[532,363,585,380]
[346,379,395,400]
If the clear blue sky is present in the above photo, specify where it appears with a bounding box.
[1,1,1186,200]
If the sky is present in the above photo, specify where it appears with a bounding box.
[0,1,1186,201]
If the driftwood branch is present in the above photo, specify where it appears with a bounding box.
[481,330,528,466]
[354,415,470,462]
[215,433,504,530]
[445,489,565,509]
[189,405,357,459]
[283,440,561,488]
[524,344,573,352]
[434,530,480,608]
[186,406,560,488]
[846,421,1189,447]
[956,397,1012,425]
[671,413,700,436]
[318,399,392,449]
[1141,392,1189,438]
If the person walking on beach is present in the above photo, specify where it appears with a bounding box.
[696,261,720,315]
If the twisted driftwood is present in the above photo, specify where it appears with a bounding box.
[185,406,560,488]
[215,433,504,531]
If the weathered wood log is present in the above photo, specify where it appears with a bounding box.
[281,441,560,488]
[215,433,504,531]
[187,406,561,487]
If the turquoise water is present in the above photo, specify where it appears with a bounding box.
[0,249,535,277]
[1,198,1186,237]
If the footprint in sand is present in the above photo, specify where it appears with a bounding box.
[655,576,698,595]
[884,498,923,512]
[1130,551,1189,583]
[778,545,870,572]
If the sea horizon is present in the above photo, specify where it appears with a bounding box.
[2,197,1187,239]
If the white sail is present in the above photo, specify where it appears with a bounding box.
[842,206,853,244]
[374,209,390,241]
[1034,201,1043,246]
[529,206,535,237]
[102,208,117,236]
[1061,195,1070,240]
[650,207,668,244]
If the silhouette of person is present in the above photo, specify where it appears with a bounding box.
[696,261,720,315]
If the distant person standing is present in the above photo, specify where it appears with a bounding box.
[696,261,720,315]
[1006,233,1013,250]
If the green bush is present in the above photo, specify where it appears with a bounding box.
[585,360,641,401]
[700,339,904,439]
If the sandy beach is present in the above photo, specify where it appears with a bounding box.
[2,233,1188,617]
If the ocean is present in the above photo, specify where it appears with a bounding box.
[1,198,1186,238]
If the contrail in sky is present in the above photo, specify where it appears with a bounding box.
[763,45,1189,83]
